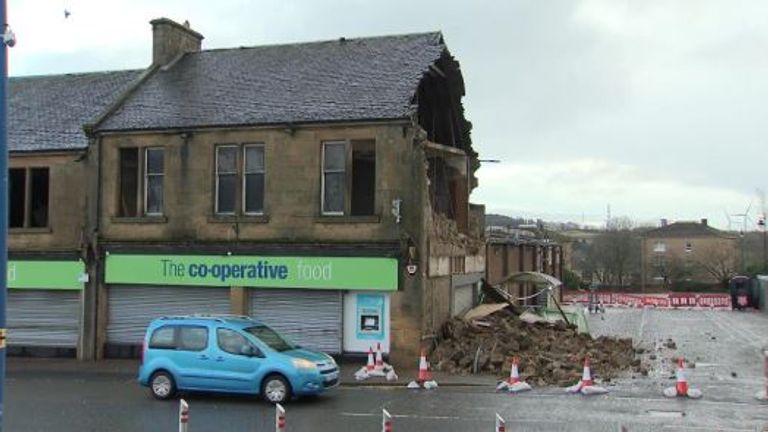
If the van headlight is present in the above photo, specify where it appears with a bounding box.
[293,358,317,371]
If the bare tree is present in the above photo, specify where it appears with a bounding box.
[689,242,738,287]
[577,217,640,287]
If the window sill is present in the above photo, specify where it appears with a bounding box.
[111,216,168,224]
[208,215,270,224]
[10,227,52,234]
[315,215,381,224]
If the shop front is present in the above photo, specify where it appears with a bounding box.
[7,259,86,357]
[103,254,398,357]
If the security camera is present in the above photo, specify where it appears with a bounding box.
[3,29,15,48]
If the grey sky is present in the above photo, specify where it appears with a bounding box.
[8,0,767,229]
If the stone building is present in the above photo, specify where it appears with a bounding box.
[9,18,484,364]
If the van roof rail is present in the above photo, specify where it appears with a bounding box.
[159,314,254,322]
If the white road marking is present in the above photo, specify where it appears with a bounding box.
[661,426,755,432]
[341,412,462,420]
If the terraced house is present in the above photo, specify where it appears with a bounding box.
[8,18,485,364]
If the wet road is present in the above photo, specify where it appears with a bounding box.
[6,309,768,431]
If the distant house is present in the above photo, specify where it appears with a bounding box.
[640,219,738,290]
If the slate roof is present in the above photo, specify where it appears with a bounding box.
[9,70,143,152]
[642,222,731,239]
[98,32,446,131]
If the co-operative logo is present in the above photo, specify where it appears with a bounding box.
[161,259,333,283]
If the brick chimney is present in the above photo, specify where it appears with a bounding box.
[701,218,708,226]
[150,18,203,66]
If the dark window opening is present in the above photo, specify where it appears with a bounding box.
[118,148,139,217]
[428,156,469,233]
[29,168,49,228]
[9,168,25,228]
[351,140,375,216]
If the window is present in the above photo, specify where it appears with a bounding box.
[217,328,251,355]
[450,256,465,274]
[178,326,208,351]
[653,241,666,253]
[215,144,265,215]
[321,140,376,216]
[118,147,164,217]
[9,167,49,229]
[149,326,177,349]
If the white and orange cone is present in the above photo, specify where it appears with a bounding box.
[367,347,376,372]
[375,342,385,371]
[566,356,608,395]
[664,357,701,398]
[407,350,438,389]
[496,356,532,393]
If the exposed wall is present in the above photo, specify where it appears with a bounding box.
[9,152,87,252]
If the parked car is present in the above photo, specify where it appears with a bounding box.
[138,315,339,403]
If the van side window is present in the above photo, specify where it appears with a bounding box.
[217,328,250,355]
[149,326,176,349]
[178,326,209,351]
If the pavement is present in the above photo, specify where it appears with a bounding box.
[7,356,499,387]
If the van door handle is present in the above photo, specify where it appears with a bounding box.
[215,356,225,362]
[198,354,209,360]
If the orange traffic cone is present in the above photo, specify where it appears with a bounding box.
[566,356,608,395]
[417,350,432,383]
[375,342,385,371]
[506,356,522,385]
[675,358,688,396]
[497,356,532,393]
[580,356,594,387]
[664,358,702,398]
[366,347,375,372]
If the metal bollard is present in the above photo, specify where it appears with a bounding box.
[382,409,392,432]
[275,403,286,432]
[178,399,189,432]
[495,413,505,432]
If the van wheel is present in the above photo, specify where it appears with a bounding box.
[150,371,176,400]
[262,374,291,404]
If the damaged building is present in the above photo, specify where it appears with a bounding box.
[7,18,484,364]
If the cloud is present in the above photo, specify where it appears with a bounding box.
[474,158,753,229]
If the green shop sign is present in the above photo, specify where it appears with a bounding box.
[8,260,85,290]
[105,254,398,291]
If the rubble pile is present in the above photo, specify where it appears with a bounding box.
[432,308,643,386]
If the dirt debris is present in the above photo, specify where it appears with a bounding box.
[431,308,641,386]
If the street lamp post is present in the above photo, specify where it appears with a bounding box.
[0,1,12,429]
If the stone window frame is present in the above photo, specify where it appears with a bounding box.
[214,142,266,217]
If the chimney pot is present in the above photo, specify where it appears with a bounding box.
[661,218,668,227]
[701,218,708,226]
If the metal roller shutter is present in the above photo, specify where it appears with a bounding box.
[8,290,81,348]
[250,289,342,354]
[107,285,231,345]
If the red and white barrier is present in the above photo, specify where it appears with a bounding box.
[276,403,286,432]
[178,399,189,432]
[495,413,506,432]
[562,291,732,309]
[382,409,392,432]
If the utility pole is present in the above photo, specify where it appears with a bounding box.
[0,1,12,429]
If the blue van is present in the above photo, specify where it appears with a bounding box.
[138,315,339,403]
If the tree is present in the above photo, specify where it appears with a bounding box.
[576,217,641,287]
[689,242,738,288]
